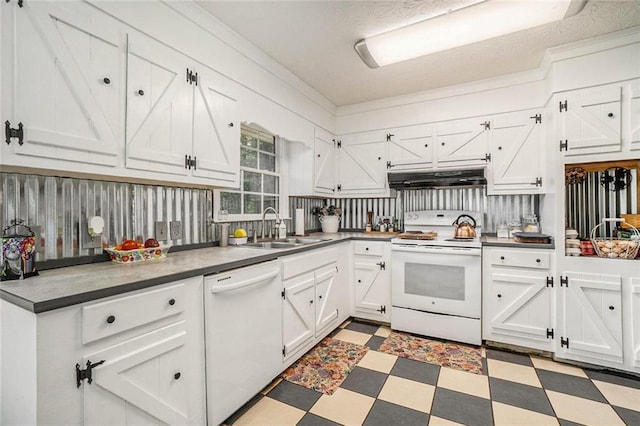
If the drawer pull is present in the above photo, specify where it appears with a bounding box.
[169,298,176,306]
[137,89,144,96]
[536,259,541,263]
[103,77,111,85]
[358,279,362,283]
[497,294,502,298]
[500,256,505,260]
[106,315,116,324]
[318,295,323,299]
[174,372,181,380]
[365,247,369,251]
[609,306,615,310]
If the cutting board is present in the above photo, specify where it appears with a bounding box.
[397,231,438,240]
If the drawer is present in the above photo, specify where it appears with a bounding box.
[82,282,185,344]
[353,241,384,256]
[490,250,550,269]
[282,247,338,280]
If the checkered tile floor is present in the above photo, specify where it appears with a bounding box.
[226,319,640,425]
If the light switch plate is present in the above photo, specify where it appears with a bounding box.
[170,221,182,240]
[155,221,168,241]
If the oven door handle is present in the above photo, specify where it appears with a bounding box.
[392,245,480,255]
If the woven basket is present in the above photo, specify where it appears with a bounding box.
[590,219,639,259]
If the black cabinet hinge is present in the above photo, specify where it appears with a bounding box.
[386,133,394,142]
[337,184,342,192]
[76,360,105,388]
[387,161,392,169]
[559,140,568,152]
[5,0,24,7]
[5,121,24,145]
[546,328,554,339]
[561,337,569,348]
[186,68,198,85]
[483,153,491,162]
[546,276,554,287]
[282,346,286,356]
[337,140,342,148]
[377,305,386,314]
[530,114,542,124]
[281,289,285,300]
[531,177,542,187]
[376,261,385,271]
[560,276,568,287]
[184,155,197,170]
[480,121,491,130]
[559,100,568,112]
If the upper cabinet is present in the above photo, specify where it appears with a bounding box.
[386,124,434,171]
[558,86,622,156]
[313,128,336,194]
[434,117,491,168]
[287,128,336,196]
[126,33,240,187]
[336,130,387,195]
[3,1,123,169]
[629,83,640,151]
[2,1,240,188]
[487,109,545,195]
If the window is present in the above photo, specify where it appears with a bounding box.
[217,125,284,220]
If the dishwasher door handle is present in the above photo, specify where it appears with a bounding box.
[210,269,280,294]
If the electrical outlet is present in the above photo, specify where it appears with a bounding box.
[170,221,182,240]
[155,221,168,241]
[80,222,102,249]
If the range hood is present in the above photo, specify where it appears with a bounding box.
[388,168,486,190]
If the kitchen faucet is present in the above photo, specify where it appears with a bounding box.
[261,207,280,241]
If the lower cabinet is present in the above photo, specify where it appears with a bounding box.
[482,247,554,351]
[282,246,346,364]
[0,277,206,425]
[353,241,391,322]
[556,271,623,365]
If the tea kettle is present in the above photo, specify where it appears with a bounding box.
[452,214,477,239]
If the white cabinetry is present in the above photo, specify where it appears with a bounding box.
[558,85,622,156]
[314,128,337,194]
[336,131,388,195]
[487,109,545,194]
[282,247,343,364]
[557,271,623,365]
[482,247,554,352]
[386,124,434,171]
[2,1,123,169]
[629,83,640,151]
[630,277,640,368]
[288,128,336,196]
[353,241,391,322]
[434,117,490,168]
[126,32,239,187]
[0,277,206,425]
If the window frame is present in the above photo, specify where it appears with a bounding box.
[213,124,289,223]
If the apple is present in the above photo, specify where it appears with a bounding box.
[120,239,139,251]
[144,238,160,248]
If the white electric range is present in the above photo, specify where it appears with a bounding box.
[391,210,483,345]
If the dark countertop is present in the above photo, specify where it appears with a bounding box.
[0,232,393,314]
[481,235,555,250]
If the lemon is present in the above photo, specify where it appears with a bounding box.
[234,228,247,238]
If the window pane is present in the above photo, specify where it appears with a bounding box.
[260,152,276,172]
[264,175,279,194]
[241,132,258,148]
[243,171,262,192]
[264,196,278,211]
[241,147,257,168]
[244,194,261,214]
[259,136,275,153]
[220,192,241,214]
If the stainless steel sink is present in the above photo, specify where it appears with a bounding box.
[244,238,330,249]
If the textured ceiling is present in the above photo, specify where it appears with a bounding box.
[195,1,640,106]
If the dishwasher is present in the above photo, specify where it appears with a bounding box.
[204,260,282,425]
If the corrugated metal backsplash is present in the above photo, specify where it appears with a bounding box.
[1,173,213,261]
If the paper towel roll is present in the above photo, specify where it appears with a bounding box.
[295,208,305,236]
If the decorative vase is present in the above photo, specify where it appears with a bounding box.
[319,215,340,233]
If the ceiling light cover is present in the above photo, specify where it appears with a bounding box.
[355,0,588,68]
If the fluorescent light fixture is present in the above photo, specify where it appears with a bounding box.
[355,0,588,68]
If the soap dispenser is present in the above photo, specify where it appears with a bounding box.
[278,220,287,239]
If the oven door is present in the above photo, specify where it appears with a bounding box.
[391,245,481,318]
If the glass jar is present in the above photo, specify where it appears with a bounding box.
[497,223,509,239]
[508,220,522,238]
[522,213,540,233]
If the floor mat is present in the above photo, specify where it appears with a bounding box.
[379,331,483,375]
[281,337,369,395]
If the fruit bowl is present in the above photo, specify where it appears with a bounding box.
[104,245,171,263]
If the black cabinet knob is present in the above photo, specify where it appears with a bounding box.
[608,113,614,118]
[106,315,116,324]
[609,305,615,310]
[358,279,361,283]
[498,146,502,150]
[169,298,176,306]
[103,77,111,85]
[441,142,445,146]
[497,294,502,298]
[424,144,428,147]
[536,259,541,263]
[309,300,314,304]
[365,247,369,251]
[317,154,321,157]
[378,157,381,160]
[228,122,234,127]
[174,372,181,380]
[137,89,144,96]
[500,256,505,260]
[319,295,323,299]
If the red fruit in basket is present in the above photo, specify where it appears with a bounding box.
[144,238,160,248]
[120,239,139,251]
